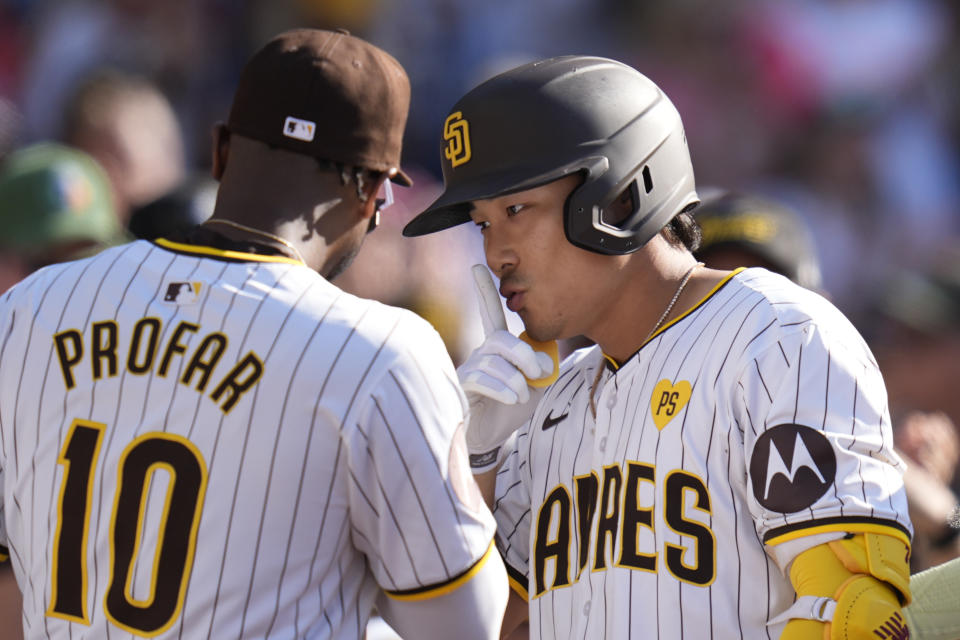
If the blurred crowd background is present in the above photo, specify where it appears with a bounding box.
[0,0,958,637]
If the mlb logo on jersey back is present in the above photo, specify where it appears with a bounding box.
[163,281,202,304]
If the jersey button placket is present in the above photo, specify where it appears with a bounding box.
[595,375,615,457]
[605,390,617,408]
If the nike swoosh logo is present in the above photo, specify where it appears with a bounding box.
[542,411,569,431]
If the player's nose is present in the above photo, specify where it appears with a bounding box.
[484,231,518,280]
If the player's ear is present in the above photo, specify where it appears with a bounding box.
[211,123,231,181]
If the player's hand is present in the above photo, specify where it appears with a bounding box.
[458,265,558,472]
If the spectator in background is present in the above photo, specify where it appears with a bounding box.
[0,142,128,291]
[693,189,823,292]
[60,70,185,225]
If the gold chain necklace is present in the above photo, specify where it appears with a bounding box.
[203,219,306,264]
[589,261,704,417]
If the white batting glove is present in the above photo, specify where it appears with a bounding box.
[458,265,557,472]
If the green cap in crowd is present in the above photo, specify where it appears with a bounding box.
[0,142,123,258]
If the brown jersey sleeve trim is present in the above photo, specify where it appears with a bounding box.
[764,516,911,547]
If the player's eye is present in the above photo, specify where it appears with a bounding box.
[506,203,525,216]
[474,220,490,231]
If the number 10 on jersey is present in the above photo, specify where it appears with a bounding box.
[48,419,208,637]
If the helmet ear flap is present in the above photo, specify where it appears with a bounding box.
[614,165,673,233]
[565,161,671,256]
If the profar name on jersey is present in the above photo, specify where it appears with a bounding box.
[53,318,263,414]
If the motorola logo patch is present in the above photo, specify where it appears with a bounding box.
[749,424,836,513]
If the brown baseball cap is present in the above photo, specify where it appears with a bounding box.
[227,28,412,186]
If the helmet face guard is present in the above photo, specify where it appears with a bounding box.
[403,56,700,255]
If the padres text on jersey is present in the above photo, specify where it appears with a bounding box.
[494,268,911,639]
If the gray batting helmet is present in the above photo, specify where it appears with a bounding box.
[402,55,700,255]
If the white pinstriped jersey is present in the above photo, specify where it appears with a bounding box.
[494,268,912,639]
[0,237,496,639]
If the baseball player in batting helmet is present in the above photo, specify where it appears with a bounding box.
[0,29,507,639]
[405,56,913,638]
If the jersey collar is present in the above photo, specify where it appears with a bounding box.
[153,237,306,265]
[601,267,746,370]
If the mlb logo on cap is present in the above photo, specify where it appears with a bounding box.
[283,117,316,142]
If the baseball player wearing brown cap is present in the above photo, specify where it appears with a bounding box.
[0,29,506,639]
